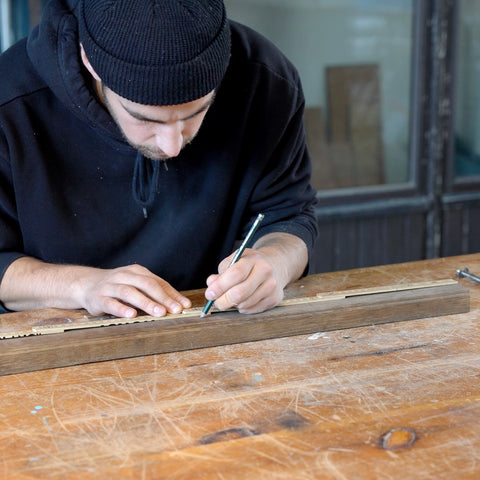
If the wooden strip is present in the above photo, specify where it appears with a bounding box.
[27,279,458,336]
[0,282,469,376]
[313,279,458,300]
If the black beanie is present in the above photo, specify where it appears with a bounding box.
[78,0,231,106]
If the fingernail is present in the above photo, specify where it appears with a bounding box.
[205,290,216,301]
[153,306,164,316]
[170,303,182,314]
[125,308,136,318]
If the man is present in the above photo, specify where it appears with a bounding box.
[0,0,318,318]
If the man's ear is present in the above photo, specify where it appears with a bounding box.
[80,43,101,81]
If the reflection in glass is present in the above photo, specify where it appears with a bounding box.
[0,0,44,53]
[225,0,413,190]
[455,0,480,177]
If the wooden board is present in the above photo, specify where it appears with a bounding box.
[326,64,384,187]
[0,280,469,376]
[304,106,333,190]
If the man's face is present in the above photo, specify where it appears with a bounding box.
[100,84,215,160]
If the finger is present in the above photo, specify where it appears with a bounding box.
[91,278,173,317]
[157,280,192,310]
[238,296,278,314]
[206,273,219,287]
[103,283,170,316]
[213,262,267,311]
[108,265,192,312]
[115,275,190,314]
[205,249,257,293]
[216,269,284,313]
[237,284,284,314]
[213,279,257,310]
[88,296,139,319]
[204,262,253,306]
[217,252,235,274]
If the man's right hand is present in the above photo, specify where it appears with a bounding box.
[0,257,191,317]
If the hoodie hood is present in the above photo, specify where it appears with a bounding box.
[26,0,162,212]
[26,0,129,150]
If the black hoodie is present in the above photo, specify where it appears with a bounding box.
[0,0,318,311]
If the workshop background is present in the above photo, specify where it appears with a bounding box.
[1,0,479,273]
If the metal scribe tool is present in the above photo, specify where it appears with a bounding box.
[456,267,480,285]
[201,213,265,317]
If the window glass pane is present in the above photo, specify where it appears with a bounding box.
[225,0,414,190]
[455,0,480,178]
[0,0,44,53]
[0,2,13,52]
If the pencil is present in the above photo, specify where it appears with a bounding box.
[200,213,265,317]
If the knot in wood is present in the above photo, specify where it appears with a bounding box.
[380,427,417,450]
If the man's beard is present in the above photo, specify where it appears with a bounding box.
[127,142,171,161]
[100,83,194,161]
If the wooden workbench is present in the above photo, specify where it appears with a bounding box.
[1,254,480,479]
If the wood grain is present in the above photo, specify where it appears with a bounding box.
[1,253,480,479]
[0,280,469,376]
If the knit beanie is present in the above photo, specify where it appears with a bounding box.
[78,0,231,106]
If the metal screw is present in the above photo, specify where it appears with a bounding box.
[456,267,480,285]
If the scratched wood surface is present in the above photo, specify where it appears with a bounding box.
[1,253,480,479]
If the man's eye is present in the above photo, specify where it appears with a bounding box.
[133,117,151,124]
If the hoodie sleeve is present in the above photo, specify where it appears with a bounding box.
[230,56,318,270]
[247,91,318,256]
[0,128,26,312]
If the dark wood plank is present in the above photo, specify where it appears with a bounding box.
[0,282,469,376]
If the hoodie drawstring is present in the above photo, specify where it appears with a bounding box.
[132,152,160,218]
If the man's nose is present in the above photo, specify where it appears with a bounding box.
[154,123,183,158]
